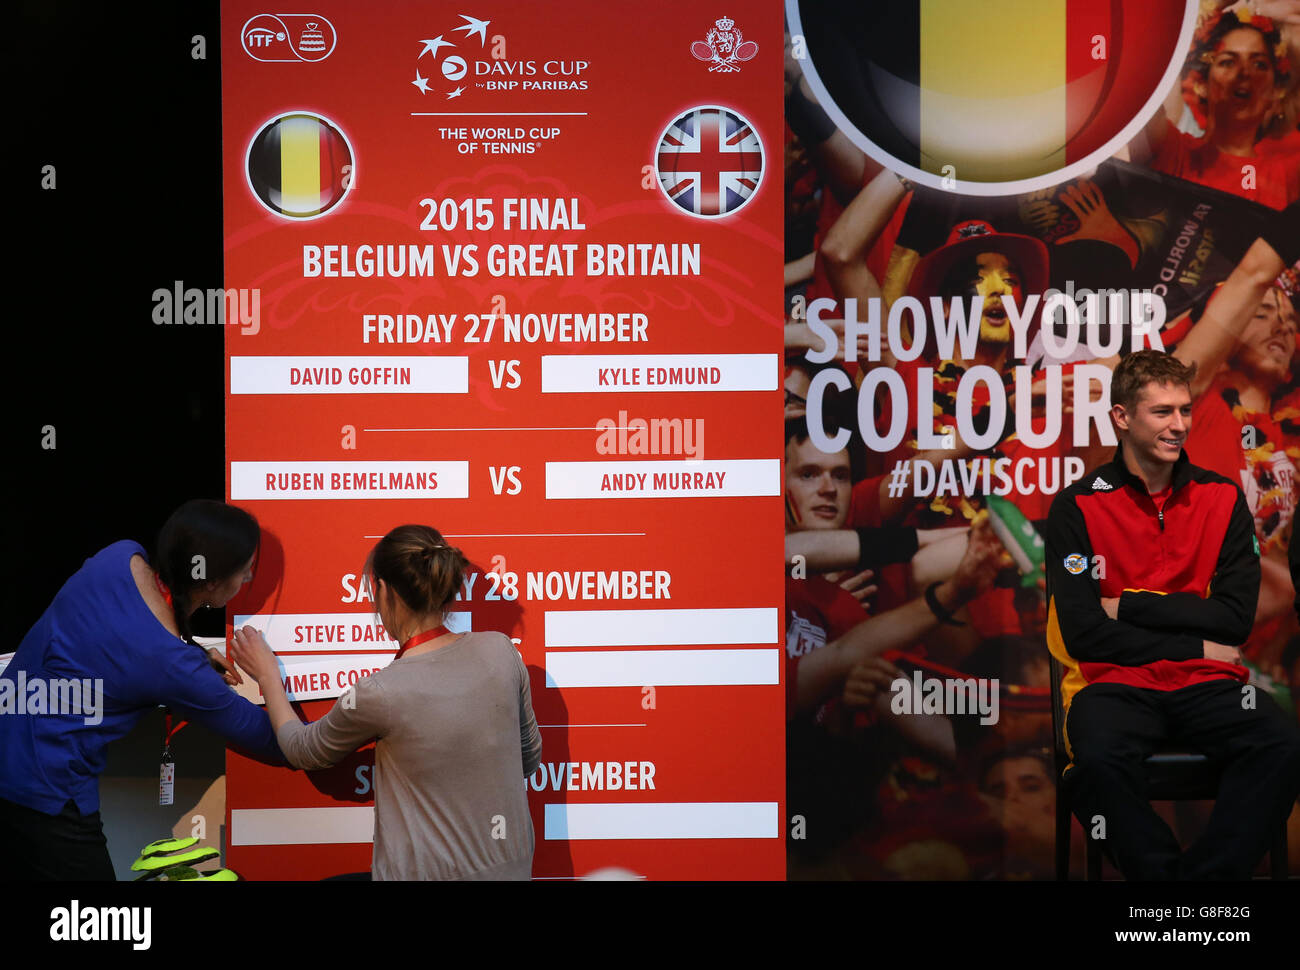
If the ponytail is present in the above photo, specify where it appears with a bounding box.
[366,525,467,618]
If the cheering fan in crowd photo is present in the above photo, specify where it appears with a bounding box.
[1134,5,1300,209]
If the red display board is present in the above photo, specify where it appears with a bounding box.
[221,2,784,879]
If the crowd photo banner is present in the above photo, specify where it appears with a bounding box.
[783,0,1300,880]
[221,1,784,880]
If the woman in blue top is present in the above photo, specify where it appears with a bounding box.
[0,500,284,880]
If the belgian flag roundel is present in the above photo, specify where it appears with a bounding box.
[246,112,353,219]
[789,0,1197,193]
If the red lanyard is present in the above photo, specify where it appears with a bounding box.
[162,710,187,757]
[156,574,188,778]
[396,625,449,659]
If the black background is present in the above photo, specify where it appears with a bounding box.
[11,2,226,646]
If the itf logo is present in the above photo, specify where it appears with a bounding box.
[655,106,763,219]
[241,14,336,61]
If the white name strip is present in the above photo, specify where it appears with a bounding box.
[231,356,469,394]
[231,653,392,703]
[545,649,779,687]
[545,607,776,647]
[231,461,469,499]
[544,801,778,840]
[232,800,780,845]
[232,611,470,653]
[545,459,778,499]
[541,354,776,393]
[231,807,375,846]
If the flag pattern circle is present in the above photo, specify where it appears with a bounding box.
[655,106,764,218]
[246,112,354,219]
[787,0,1197,194]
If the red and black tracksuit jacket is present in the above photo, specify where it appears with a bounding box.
[1045,447,1260,713]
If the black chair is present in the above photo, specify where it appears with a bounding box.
[1049,655,1289,880]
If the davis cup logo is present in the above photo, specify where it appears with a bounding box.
[655,106,763,218]
[246,112,354,219]
[1064,554,1088,575]
[411,14,492,99]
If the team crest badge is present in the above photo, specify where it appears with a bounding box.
[691,16,758,72]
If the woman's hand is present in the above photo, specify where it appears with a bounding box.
[231,626,299,734]
[228,627,281,687]
[207,648,243,687]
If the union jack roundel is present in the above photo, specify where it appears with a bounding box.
[654,105,763,218]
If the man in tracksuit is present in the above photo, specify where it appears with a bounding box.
[1046,349,1300,879]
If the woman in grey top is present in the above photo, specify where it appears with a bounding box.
[229,525,542,880]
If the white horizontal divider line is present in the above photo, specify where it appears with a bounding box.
[411,112,589,116]
[362,533,646,539]
[537,723,647,728]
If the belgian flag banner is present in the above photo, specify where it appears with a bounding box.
[792,0,1195,188]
